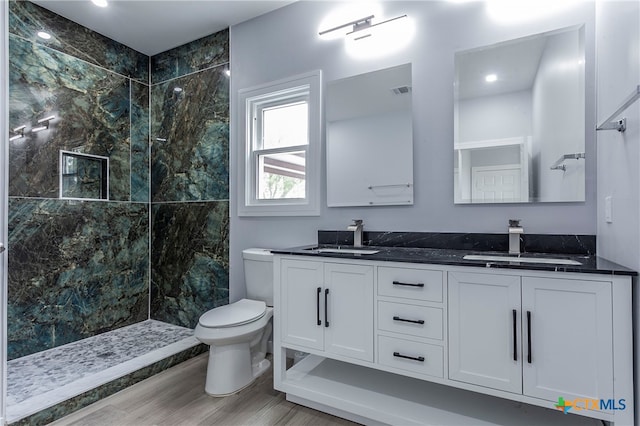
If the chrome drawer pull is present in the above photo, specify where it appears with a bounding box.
[392,280,424,288]
[393,316,425,325]
[393,352,425,362]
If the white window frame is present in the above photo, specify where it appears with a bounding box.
[237,70,322,216]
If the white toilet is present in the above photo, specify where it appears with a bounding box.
[194,248,274,396]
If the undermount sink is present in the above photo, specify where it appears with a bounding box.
[463,254,582,266]
[307,247,380,255]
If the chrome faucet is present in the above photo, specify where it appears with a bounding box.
[508,219,524,255]
[347,219,364,248]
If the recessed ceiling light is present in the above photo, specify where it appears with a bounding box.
[485,74,498,83]
[173,87,183,93]
[37,31,51,40]
[91,0,108,7]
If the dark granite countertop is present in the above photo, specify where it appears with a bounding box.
[272,244,637,276]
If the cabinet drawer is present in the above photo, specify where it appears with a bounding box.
[378,335,444,378]
[378,267,443,302]
[377,301,443,340]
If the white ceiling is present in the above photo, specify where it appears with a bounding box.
[456,36,547,100]
[31,0,296,56]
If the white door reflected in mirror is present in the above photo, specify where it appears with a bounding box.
[454,25,586,204]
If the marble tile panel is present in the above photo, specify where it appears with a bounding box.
[151,29,228,84]
[317,230,596,255]
[151,201,229,328]
[9,0,148,82]
[151,66,229,202]
[9,35,131,201]
[131,81,150,202]
[7,198,149,359]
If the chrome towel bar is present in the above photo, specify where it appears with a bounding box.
[596,85,640,132]
[550,152,585,171]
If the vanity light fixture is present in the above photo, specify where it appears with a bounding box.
[37,31,51,40]
[9,125,26,142]
[485,73,498,83]
[319,14,408,41]
[32,115,55,133]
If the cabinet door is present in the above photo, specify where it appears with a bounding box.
[448,272,522,393]
[280,259,324,351]
[324,263,374,362]
[522,277,613,403]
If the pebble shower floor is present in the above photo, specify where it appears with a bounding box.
[6,320,199,423]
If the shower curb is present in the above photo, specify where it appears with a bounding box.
[8,343,207,426]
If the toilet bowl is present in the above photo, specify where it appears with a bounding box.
[195,299,273,396]
[194,248,274,396]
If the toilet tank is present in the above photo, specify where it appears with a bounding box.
[243,248,274,306]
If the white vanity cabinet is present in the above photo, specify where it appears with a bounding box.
[448,272,523,393]
[448,272,613,405]
[376,266,446,378]
[279,258,374,362]
[273,254,634,426]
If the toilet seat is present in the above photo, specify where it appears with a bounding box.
[198,299,266,328]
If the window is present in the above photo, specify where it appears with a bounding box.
[238,71,321,216]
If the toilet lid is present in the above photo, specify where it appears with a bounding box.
[198,299,267,328]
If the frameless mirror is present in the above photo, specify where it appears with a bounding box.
[326,63,414,207]
[454,25,585,204]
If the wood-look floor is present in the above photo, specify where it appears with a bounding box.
[48,354,358,426]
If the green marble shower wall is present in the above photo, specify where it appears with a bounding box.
[7,1,230,359]
[7,0,151,359]
[149,32,230,328]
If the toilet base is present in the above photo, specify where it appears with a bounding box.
[204,344,272,397]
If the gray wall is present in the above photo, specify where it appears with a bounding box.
[595,0,640,422]
[229,1,596,300]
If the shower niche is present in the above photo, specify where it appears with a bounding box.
[59,150,109,200]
